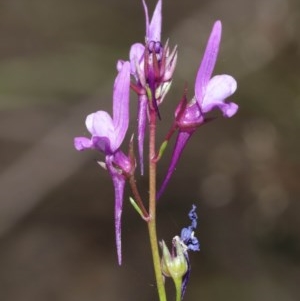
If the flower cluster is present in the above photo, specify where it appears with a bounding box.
[74,0,238,298]
[118,0,177,174]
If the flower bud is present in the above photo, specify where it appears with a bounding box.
[160,237,188,280]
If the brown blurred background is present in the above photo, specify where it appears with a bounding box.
[0,0,300,300]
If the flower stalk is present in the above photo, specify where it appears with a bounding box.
[174,278,182,301]
[148,108,167,301]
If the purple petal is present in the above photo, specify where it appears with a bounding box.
[74,136,113,154]
[129,43,145,78]
[112,61,131,149]
[180,205,200,252]
[223,102,239,117]
[143,0,162,42]
[157,130,194,200]
[116,59,125,72]
[85,112,116,153]
[176,100,204,128]
[188,204,198,229]
[74,137,93,151]
[202,74,238,117]
[86,111,114,139]
[181,227,200,252]
[195,20,222,104]
[106,155,126,266]
[92,136,113,154]
[149,0,162,42]
[142,0,150,39]
[138,95,148,175]
[113,150,132,175]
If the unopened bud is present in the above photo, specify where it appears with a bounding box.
[160,237,188,280]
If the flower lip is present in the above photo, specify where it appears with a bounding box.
[84,111,116,153]
[201,74,238,117]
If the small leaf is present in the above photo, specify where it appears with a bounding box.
[157,140,168,160]
[129,197,144,218]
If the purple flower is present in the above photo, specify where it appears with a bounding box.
[74,61,132,265]
[160,205,200,299]
[131,0,163,175]
[157,20,238,199]
[180,204,200,252]
[119,0,177,175]
[180,205,200,298]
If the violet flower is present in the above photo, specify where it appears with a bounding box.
[119,0,177,175]
[180,205,200,299]
[74,61,132,265]
[180,204,200,252]
[157,20,238,199]
[131,0,162,175]
[160,205,200,299]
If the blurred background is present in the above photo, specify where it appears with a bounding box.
[0,0,300,300]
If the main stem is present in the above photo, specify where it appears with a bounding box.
[148,109,167,301]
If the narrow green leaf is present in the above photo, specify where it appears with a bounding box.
[157,140,168,160]
[129,197,144,218]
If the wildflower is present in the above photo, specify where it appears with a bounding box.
[157,20,238,199]
[74,61,132,265]
[180,205,200,298]
[180,204,200,252]
[160,205,200,299]
[119,0,177,174]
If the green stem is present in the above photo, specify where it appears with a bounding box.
[148,109,167,301]
[174,278,182,301]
